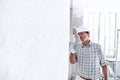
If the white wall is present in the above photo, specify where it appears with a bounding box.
[0,0,69,80]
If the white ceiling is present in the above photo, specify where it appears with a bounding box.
[73,0,120,9]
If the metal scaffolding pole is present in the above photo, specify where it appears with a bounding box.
[115,29,120,80]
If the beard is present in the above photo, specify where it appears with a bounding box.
[80,38,89,42]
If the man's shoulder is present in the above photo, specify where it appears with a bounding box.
[76,42,83,47]
[90,42,101,47]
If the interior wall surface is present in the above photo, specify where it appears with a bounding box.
[0,0,70,80]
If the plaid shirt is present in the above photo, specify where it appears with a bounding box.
[75,42,106,80]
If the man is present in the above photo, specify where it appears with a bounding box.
[69,26,107,80]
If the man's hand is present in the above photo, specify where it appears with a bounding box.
[102,65,108,80]
[69,53,76,64]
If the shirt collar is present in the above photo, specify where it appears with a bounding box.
[82,40,92,48]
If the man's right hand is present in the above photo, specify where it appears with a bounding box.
[69,53,76,64]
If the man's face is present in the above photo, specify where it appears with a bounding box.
[78,32,89,42]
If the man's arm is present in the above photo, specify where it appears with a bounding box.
[69,52,76,64]
[98,45,108,80]
[102,65,108,80]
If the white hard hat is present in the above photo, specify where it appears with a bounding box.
[76,26,90,34]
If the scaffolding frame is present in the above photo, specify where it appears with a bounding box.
[115,29,120,80]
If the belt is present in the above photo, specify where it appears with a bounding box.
[80,76,92,80]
